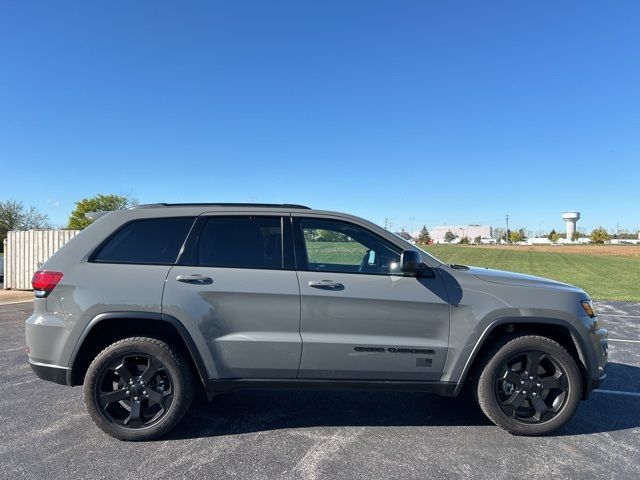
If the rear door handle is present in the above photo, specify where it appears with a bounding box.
[176,274,213,285]
[308,280,344,289]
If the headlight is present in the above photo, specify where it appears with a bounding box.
[581,300,596,318]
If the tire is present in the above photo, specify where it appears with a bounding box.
[83,337,194,441]
[475,335,582,436]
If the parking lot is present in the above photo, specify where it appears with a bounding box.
[1,301,639,480]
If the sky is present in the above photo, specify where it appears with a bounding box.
[1,1,639,234]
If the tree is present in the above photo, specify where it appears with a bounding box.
[444,230,457,243]
[610,231,638,240]
[571,231,580,242]
[459,236,470,245]
[617,232,639,240]
[509,229,526,243]
[0,200,51,252]
[304,228,351,242]
[417,225,431,244]
[473,235,482,245]
[68,194,137,229]
[547,229,558,242]
[590,226,610,244]
[318,230,351,242]
[397,229,413,241]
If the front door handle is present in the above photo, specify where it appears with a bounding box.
[308,280,344,290]
[176,274,213,285]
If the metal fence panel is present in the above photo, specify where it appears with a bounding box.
[3,230,81,290]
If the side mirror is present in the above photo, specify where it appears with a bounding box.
[401,249,423,275]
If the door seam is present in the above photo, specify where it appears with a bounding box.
[294,269,304,378]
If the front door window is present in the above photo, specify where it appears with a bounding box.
[299,218,401,275]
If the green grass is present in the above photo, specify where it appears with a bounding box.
[306,241,366,264]
[424,245,640,302]
[304,241,640,302]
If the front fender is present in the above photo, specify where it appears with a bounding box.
[445,314,593,396]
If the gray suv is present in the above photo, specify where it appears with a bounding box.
[25,203,608,440]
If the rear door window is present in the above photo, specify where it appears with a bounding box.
[93,217,195,264]
[196,216,283,269]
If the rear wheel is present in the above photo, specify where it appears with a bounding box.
[476,335,582,435]
[84,337,194,441]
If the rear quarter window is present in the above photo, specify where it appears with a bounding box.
[92,217,195,264]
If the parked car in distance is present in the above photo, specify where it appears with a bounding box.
[25,203,608,440]
[480,237,496,245]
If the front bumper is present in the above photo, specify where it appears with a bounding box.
[582,319,608,398]
[591,370,606,387]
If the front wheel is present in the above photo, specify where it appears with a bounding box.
[83,337,194,441]
[476,335,582,435]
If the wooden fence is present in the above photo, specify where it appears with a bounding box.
[3,230,80,290]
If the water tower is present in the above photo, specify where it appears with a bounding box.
[562,211,581,241]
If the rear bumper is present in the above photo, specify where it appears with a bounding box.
[29,359,70,386]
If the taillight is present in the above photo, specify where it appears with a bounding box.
[31,271,64,298]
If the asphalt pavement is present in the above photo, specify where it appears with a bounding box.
[1,301,639,479]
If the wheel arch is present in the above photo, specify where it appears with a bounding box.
[456,318,592,399]
[67,312,210,387]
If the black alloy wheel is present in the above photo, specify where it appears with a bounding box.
[95,353,174,428]
[84,337,194,441]
[494,350,569,423]
[476,335,582,436]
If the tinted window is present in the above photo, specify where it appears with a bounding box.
[93,217,195,264]
[197,216,283,269]
[300,218,401,274]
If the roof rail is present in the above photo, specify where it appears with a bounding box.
[131,203,311,210]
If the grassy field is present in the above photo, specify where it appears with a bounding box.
[424,244,640,302]
[305,241,640,302]
[306,240,367,265]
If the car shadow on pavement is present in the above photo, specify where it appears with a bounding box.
[557,362,640,436]
[164,362,640,440]
[167,389,492,440]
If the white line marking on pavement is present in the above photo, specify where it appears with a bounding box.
[593,389,640,398]
[608,338,640,344]
[599,314,640,318]
[0,300,33,306]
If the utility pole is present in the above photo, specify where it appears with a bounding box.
[506,214,509,244]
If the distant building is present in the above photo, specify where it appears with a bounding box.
[430,225,492,244]
[528,236,591,245]
[611,238,640,245]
